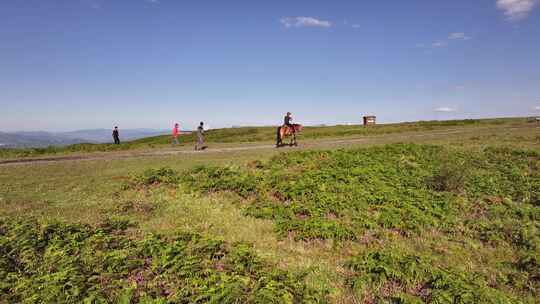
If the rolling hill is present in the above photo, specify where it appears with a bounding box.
[0,129,168,148]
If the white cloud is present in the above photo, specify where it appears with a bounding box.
[419,32,471,49]
[533,105,540,111]
[497,0,538,20]
[435,107,456,112]
[448,32,472,40]
[432,41,447,48]
[280,17,332,28]
[351,24,361,29]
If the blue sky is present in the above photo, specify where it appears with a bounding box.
[1,0,539,131]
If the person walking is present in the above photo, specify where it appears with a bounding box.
[112,126,120,144]
[195,122,206,151]
[172,123,180,146]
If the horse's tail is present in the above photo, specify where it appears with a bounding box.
[276,126,281,145]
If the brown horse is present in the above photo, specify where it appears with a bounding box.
[276,124,302,147]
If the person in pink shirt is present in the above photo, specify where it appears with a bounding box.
[172,123,180,146]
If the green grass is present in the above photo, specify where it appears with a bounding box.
[1,217,325,303]
[0,117,528,159]
[345,248,516,303]
[0,120,539,303]
[126,144,539,302]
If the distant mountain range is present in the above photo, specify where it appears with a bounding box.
[0,129,168,148]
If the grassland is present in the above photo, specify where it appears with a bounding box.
[1,118,539,303]
[0,117,528,160]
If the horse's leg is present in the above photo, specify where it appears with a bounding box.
[278,127,286,148]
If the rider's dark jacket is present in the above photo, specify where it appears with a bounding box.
[284,115,292,126]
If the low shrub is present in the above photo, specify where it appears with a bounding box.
[123,144,539,300]
[180,144,463,240]
[125,167,180,188]
[176,144,538,245]
[427,152,469,193]
[345,249,517,303]
[0,217,327,303]
[181,165,263,198]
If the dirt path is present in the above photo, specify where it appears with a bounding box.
[1,125,537,166]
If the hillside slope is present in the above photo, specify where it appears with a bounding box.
[0,120,538,303]
[0,118,527,159]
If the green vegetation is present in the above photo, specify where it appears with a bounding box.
[0,217,325,303]
[127,167,181,187]
[345,248,515,303]
[0,117,527,159]
[126,143,539,302]
[172,145,538,239]
[1,121,539,303]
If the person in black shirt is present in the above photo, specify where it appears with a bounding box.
[276,112,298,147]
[112,126,120,144]
[195,122,206,150]
[284,112,293,127]
[283,112,296,135]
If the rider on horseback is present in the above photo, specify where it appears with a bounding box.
[277,112,301,147]
[283,112,295,133]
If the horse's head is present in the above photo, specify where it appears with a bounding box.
[293,124,303,132]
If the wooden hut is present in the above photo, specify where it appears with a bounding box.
[363,116,376,125]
